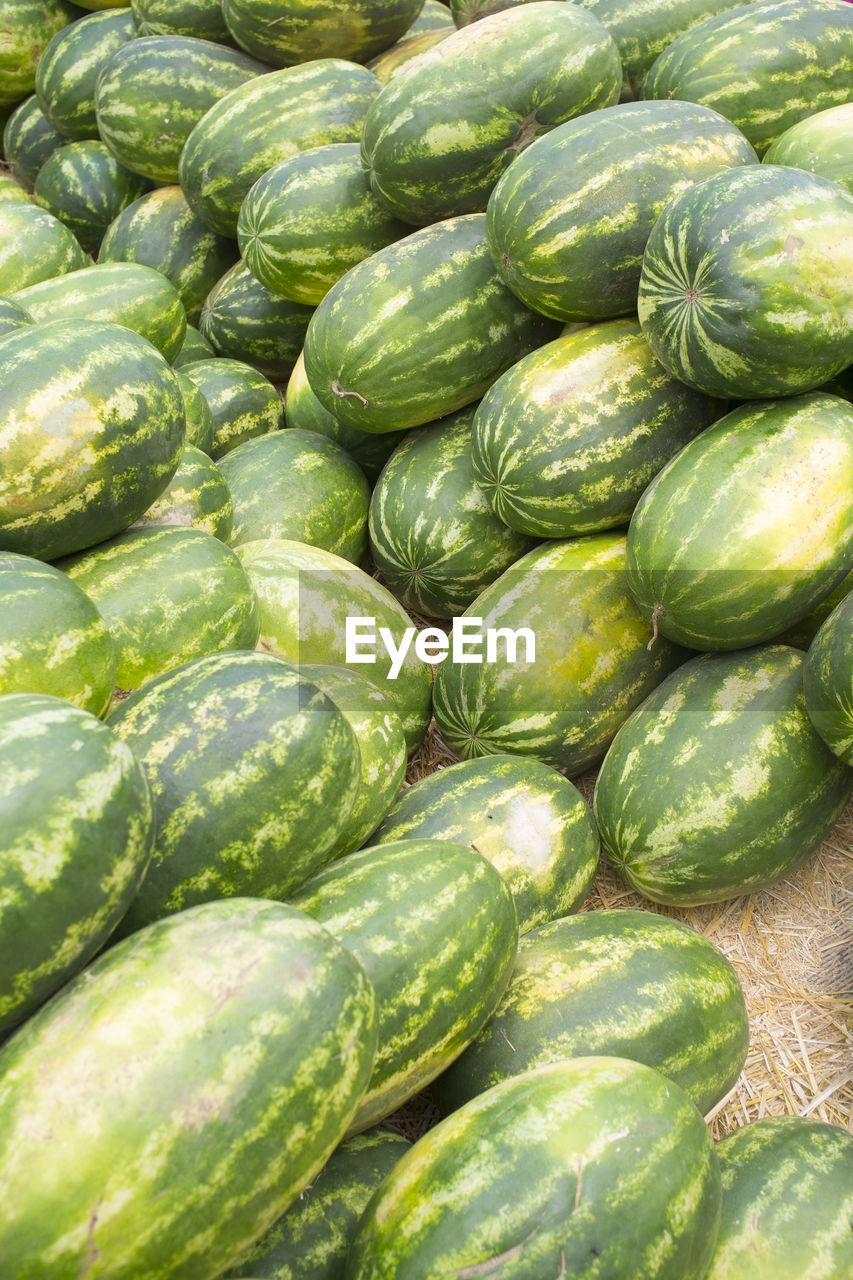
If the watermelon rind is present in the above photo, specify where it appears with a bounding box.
[33,138,150,256]
[179,356,285,459]
[0,199,87,294]
[35,8,137,141]
[803,590,853,766]
[131,443,233,542]
[199,259,314,382]
[2,92,67,188]
[221,0,424,68]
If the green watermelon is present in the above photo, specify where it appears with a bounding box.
[2,93,66,187]
[370,754,599,933]
[803,591,853,765]
[0,551,115,714]
[179,60,380,237]
[218,429,369,563]
[94,35,265,183]
[35,8,137,140]
[642,0,853,157]
[365,28,450,83]
[435,909,749,1117]
[707,1116,853,1280]
[407,0,453,33]
[361,3,620,226]
[0,198,87,293]
[0,174,30,202]
[60,525,259,698]
[235,538,433,751]
[432,533,683,774]
[180,356,285,458]
[199,260,314,382]
[132,443,233,541]
[471,318,723,538]
[764,100,853,194]
[291,837,518,1132]
[0,295,34,335]
[486,99,759,324]
[773,569,853,650]
[33,138,149,254]
[0,0,81,106]
[130,0,230,40]
[593,645,853,905]
[0,691,152,1033]
[348,1057,722,1280]
[99,185,237,324]
[0,318,185,561]
[0,897,377,1280]
[368,406,531,617]
[107,651,362,934]
[303,213,559,433]
[172,322,215,367]
[237,143,408,305]
[222,0,423,67]
[176,368,215,453]
[625,394,853,651]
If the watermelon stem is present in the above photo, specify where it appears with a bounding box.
[331,382,369,407]
[647,605,663,651]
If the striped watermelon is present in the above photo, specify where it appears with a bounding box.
[707,1116,853,1280]
[172,322,215,367]
[94,36,265,184]
[179,60,381,238]
[0,691,152,1033]
[0,199,87,293]
[0,174,30,202]
[290,838,518,1133]
[365,28,451,83]
[132,444,233,541]
[33,138,149,255]
[0,295,34,335]
[99,185,237,324]
[222,1130,411,1280]
[642,0,853,158]
[593,646,853,906]
[60,525,259,699]
[218,429,369,563]
[222,0,424,67]
[12,261,187,360]
[176,369,215,453]
[130,0,230,40]
[179,357,285,459]
[3,93,67,187]
[368,407,531,617]
[432,533,683,775]
[237,143,408,306]
[370,754,599,933]
[361,3,620,226]
[35,8,137,141]
[235,538,433,751]
[0,318,185,561]
[471,319,723,538]
[199,260,314,382]
[107,651,362,934]
[303,213,559,433]
[774,569,853,651]
[435,909,749,1118]
[348,1057,721,1280]
[625,394,853,651]
[637,165,853,399]
[764,101,853,194]
[803,591,853,765]
[0,897,377,1280]
[0,0,80,106]
[0,552,115,714]
[486,99,758,324]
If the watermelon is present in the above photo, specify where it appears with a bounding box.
[199,260,314,382]
[625,394,853,651]
[176,369,215,453]
[235,538,433,751]
[368,406,531,617]
[35,7,137,141]
[0,691,152,1034]
[12,261,187,360]
[348,1057,721,1280]
[94,35,265,184]
[172,322,215,367]
[99,185,237,324]
[298,664,408,857]
[222,1130,411,1280]
[774,569,853,651]
[107,651,362,934]
[130,0,230,41]
[60,525,259,698]
[290,838,518,1132]
[642,0,853,158]
[803,591,853,765]
[0,174,30,202]
[593,646,853,906]
[432,533,683,774]
[0,295,34,335]
[0,198,87,293]
[371,754,599,933]
[0,318,185,561]
[0,0,81,106]
[365,28,451,83]
[33,138,149,254]
[222,0,424,67]
[303,213,559,433]
[180,357,285,459]
[0,551,115,714]
[471,319,723,538]
[179,60,381,237]
[764,101,853,195]
[407,0,454,34]
[435,909,749,1117]
[218,429,369,563]
[237,143,408,306]
[485,99,759,324]
[637,165,853,399]
[360,2,621,226]
[2,93,66,187]
[707,1116,853,1280]
[0,897,377,1280]
[132,444,233,541]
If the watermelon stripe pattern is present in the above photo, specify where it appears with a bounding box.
[132,444,234,542]
[222,0,423,67]
[199,261,314,383]
[33,139,150,256]
[0,200,87,294]
[0,0,80,106]
[803,591,853,765]
[35,8,138,141]
[2,94,66,189]
[763,101,853,196]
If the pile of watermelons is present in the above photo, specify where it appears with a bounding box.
[1,0,852,1275]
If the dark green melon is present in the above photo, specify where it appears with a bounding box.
[35,8,137,140]
[172,322,215,367]
[176,368,215,453]
[131,444,233,542]
[0,0,81,107]
[803,590,853,765]
[222,0,423,67]
[593,646,853,905]
[199,260,314,381]
[33,138,149,254]
[0,198,87,293]
[180,356,284,459]
[130,0,230,40]
[2,93,66,187]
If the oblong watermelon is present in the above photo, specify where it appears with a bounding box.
[33,138,149,255]
[35,7,137,141]
[365,27,450,83]
[803,591,853,765]
[0,0,81,106]
[2,92,67,187]
[130,0,230,41]
[199,260,314,382]
[179,356,284,458]
[0,199,87,293]
[131,443,233,542]
[222,0,423,67]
